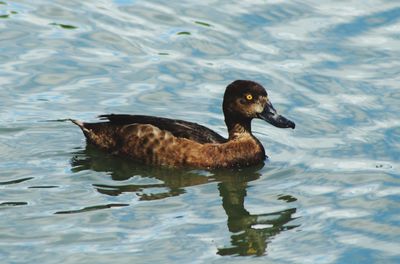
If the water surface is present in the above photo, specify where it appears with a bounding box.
[1,0,399,263]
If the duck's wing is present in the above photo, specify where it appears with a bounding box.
[98,114,227,144]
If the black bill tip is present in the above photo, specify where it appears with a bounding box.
[275,115,295,129]
[287,118,295,129]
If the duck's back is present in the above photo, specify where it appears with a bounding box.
[98,114,227,144]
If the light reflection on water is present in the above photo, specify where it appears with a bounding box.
[1,0,400,263]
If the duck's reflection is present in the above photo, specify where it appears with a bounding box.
[71,144,299,256]
[218,180,298,256]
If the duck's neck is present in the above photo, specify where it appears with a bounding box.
[225,116,252,140]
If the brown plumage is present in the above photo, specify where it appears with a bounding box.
[71,80,295,169]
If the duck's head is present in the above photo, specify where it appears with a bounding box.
[223,80,295,129]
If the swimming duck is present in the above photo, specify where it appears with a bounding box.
[72,80,295,169]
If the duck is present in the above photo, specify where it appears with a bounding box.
[71,80,295,169]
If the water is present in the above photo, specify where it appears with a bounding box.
[1,0,399,263]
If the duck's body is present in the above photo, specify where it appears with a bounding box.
[73,116,265,168]
[72,80,295,169]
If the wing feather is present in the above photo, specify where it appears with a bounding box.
[98,114,227,144]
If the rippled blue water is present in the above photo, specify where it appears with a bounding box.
[1,0,400,263]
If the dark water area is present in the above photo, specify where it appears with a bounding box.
[1,1,399,263]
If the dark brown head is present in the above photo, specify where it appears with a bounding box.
[223,80,295,131]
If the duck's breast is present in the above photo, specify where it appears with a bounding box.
[198,135,266,168]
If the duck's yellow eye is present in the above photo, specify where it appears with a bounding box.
[246,94,253,101]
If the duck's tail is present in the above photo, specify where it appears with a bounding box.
[70,119,118,151]
[70,119,90,133]
[70,119,96,143]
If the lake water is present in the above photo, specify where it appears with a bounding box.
[1,0,399,263]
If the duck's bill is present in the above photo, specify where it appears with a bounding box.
[258,101,295,129]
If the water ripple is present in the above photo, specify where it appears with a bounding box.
[1,0,400,263]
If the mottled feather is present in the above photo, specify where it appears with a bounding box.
[98,114,227,144]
